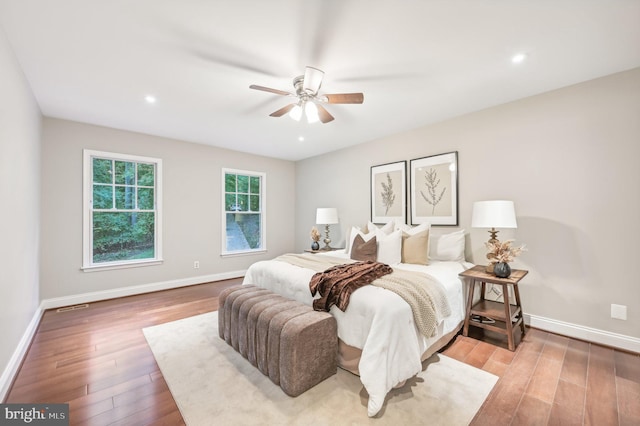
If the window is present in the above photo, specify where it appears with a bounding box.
[83,150,162,270]
[222,169,265,255]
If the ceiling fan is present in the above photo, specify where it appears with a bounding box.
[249,66,364,124]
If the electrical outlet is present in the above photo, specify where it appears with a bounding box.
[193,261,200,269]
[611,304,627,320]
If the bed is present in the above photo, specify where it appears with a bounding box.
[242,225,472,417]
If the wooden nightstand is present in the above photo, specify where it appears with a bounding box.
[459,265,528,351]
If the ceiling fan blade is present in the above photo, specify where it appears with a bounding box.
[316,104,335,124]
[249,85,292,97]
[269,104,296,117]
[303,66,324,94]
[324,93,364,104]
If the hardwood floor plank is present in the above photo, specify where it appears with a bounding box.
[585,344,619,425]
[68,374,152,411]
[560,338,589,387]
[442,335,477,362]
[547,378,585,425]
[616,376,640,426]
[464,340,497,369]
[512,394,552,425]
[615,350,640,384]
[525,356,563,403]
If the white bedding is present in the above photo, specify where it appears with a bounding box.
[243,250,472,417]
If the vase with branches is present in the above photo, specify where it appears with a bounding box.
[310,226,321,251]
[485,240,526,277]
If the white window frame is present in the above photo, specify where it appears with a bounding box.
[221,168,266,257]
[82,149,163,271]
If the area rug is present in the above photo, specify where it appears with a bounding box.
[143,312,498,425]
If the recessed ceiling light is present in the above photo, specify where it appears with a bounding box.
[145,95,156,104]
[298,136,305,142]
[511,53,527,64]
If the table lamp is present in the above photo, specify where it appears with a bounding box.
[471,200,517,244]
[316,208,339,250]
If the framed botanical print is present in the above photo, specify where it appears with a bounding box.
[410,151,458,225]
[370,161,406,225]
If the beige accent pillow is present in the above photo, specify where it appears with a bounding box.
[401,228,430,265]
[350,234,377,262]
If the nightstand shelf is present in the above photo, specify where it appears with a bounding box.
[459,265,528,351]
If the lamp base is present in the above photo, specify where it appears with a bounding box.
[322,224,332,250]
[487,228,499,244]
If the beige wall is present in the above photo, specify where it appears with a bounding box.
[40,118,296,300]
[0,27,42,388]
[296,68,640,339]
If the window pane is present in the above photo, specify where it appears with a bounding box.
[249,195,259,212]
[138,188,154,210]
[115,161,135,185]
[93,185,113,209]
[137,163,154,186]
[225,173,236,192]
[115,186,136,209]
[93,158,112,184]
[92,212,155,263]
[237,194,248,211]
[250,176,260,194]
[226,213,261,250]
[237,175,249,193]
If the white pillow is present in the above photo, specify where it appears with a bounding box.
[375,229,402,265]
[429,229,466,262]
[348,227,375,257]
[367,221,394,235]
[398,221,430,235]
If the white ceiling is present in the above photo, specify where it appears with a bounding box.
[1,1,639,161]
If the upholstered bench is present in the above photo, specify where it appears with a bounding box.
[218,285,338,397]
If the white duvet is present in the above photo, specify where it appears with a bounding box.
[243,250,471,417]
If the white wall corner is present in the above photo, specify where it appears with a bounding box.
[0,307,44,402]
[524,313,640,354]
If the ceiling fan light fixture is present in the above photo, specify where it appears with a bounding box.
[289,103,303,121]
[303,67,324,94]
[305,101,319,123]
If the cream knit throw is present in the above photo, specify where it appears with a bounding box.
[274,253,451,338]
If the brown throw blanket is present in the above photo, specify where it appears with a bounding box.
[309,261,393,312]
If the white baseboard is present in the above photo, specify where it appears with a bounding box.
[525,313,640,353]
[0,307,43,402]
[1,270,246,401]
[39,270,246,310]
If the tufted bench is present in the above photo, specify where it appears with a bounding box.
[218,285,338,397]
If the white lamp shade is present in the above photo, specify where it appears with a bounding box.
[471,200,517,228]
[316,207,339,225]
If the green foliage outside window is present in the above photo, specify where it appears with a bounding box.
[91,157,156,263]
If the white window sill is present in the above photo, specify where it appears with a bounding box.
[81,259,163,272]
[220,249,267,258]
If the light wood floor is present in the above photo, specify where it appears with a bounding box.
[5,279,639,425]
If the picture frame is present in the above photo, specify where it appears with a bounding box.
[410,151,458,226]
[370,161,407,225]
